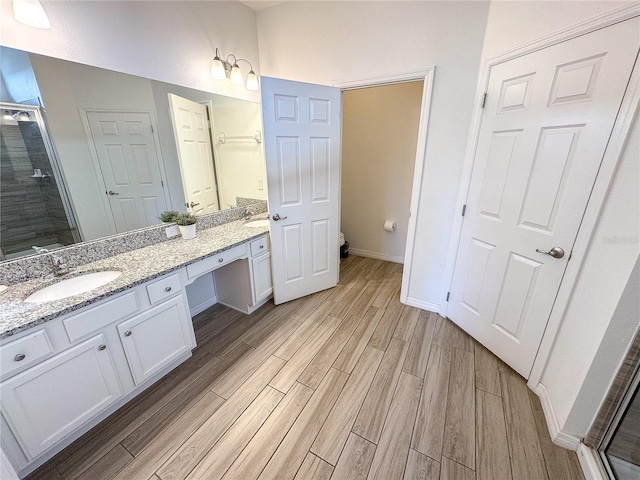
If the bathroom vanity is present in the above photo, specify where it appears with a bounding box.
[0,219,271,478]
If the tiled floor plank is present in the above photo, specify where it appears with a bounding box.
[257,368,349,480]
[476,389,512,480]
[333,307,383,373]
[367,372,423,480]
[221,382,314,480]
[311,346,384,465]
[156,355,285,480]
[402,311,437,378]
[411,345,451,459]
[184,386,283,480]
[331,433,376,480]
[404,449,440,480]
[293,453,333,480]
[353,337,409,443]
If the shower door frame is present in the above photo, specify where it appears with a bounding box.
[1,102,81,249]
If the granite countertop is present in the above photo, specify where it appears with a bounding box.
[0,220,269,340]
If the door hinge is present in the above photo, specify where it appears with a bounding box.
[161,179,164,187]
[461,204,467,216]
[150,124,154,134]
[568,250,572,261]
[446,292,450,302]
[481,92,487,109]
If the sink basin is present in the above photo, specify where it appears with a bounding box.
[244,219,270,228]
[25,271,122,303]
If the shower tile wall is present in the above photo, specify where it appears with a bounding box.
[0,121,74,256]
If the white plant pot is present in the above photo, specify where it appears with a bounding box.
[179,224,196,240]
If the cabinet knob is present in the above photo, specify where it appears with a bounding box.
[165,286,172,292]
[98,344,107,351]
[260,245,264,249]
[14,353,26,362]
[218,258,224,263]
[124,331,132,337]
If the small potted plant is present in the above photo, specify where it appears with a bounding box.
[175,213,197,239]
[159,210,179,223]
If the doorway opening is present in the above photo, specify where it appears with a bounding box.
[341,80,424,265]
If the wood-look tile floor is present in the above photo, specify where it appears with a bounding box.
[27,255,585,480]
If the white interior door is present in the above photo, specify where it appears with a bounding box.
[87,111,168,233]
[168,94,220,215]
[448,18,639,378]
[261,76,341,304]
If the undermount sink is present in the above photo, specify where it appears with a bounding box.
[244,219,270,228]
[24,271,122,303]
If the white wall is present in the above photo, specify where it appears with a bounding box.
[256,1,490,309]
[478,0,639,440]
[0,1,261,102]
[341,82,423,263]
[210,103,267,208]
[540,111,639,437]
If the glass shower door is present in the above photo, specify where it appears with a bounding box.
[0,103,80,259]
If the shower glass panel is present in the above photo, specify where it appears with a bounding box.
[0,103,79,260]
[602,372,640,479]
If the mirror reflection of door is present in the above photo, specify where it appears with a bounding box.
[168,94,220,215]
[85,111,169,233]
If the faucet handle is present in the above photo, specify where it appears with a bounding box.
[32,246,49,254]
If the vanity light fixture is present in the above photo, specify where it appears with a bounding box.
[211,48,259,91]
[13,0,51,29]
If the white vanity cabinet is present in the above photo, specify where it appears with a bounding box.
[0,270,195,476]
[0,334,122,459]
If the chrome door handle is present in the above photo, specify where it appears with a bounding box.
[190,202,200,208]
[536,247,565,259]
[107,190,119,196]
[272,213,288,221]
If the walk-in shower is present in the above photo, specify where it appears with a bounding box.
[0,103,80,260]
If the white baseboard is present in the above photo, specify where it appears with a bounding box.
[577,444,606,480]
[534,383,581,451]
[404,296,441,314]
[349,248,404,264]
[189,296,218,317]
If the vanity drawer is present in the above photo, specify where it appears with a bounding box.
[63,291,138,342]
[146,273,181,305]
[250,236,270,257]
[0,330,53,377]
[186,243,247,279]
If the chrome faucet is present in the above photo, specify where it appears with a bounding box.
[244,208,252,221]
[32,246,74,277]
[50,253,73,277]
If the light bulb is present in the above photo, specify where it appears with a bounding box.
[246,71,259,91]
[211,56,226,80]
[230,64,244,86]
[13,0,51,29]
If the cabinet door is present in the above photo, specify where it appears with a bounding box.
[0,334,121,459]
[252,253,273,304]
[117,295,194,385]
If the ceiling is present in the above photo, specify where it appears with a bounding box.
[239,1,287,12]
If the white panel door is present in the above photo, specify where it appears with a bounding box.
[261,77,341,304]
[168,94,220,215]
[448,19,639,378]
[87,111,168,233]
[0,334,121,459]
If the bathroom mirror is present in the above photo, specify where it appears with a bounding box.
[0,47,267,261]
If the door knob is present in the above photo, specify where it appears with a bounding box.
[272,213,288,221]
[535,247,565,259]
[190,201,200,208]
[107,190,119,196]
